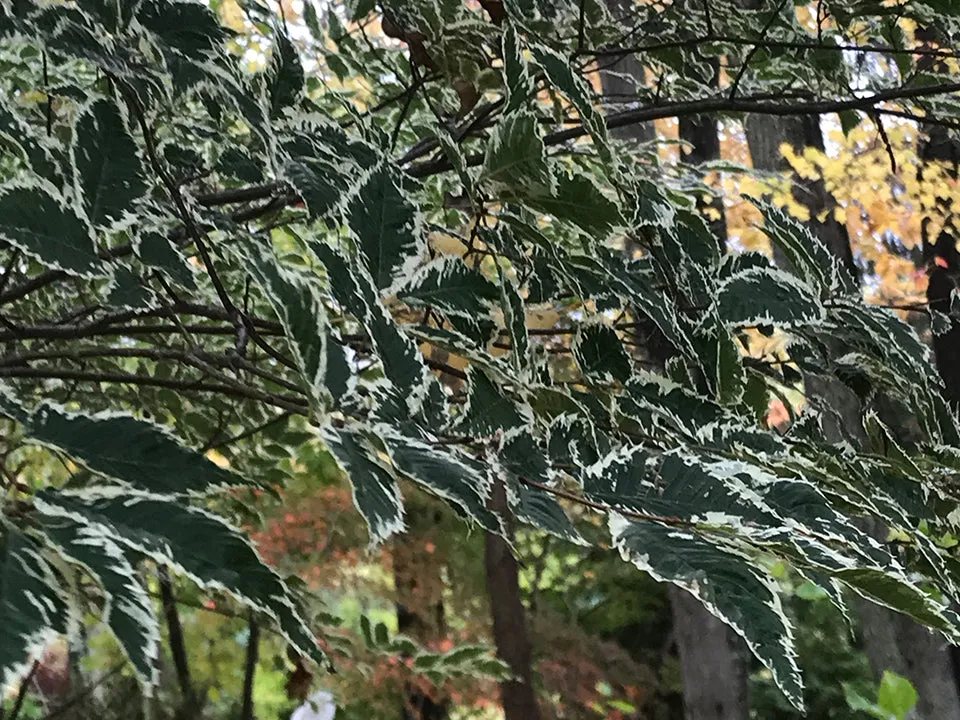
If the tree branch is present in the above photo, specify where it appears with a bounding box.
[0,366,309,413]
[407,82,960,178]
[579,34,960,61]
[193,182,286,207]
[519,476,693,527]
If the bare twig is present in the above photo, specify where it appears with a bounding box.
[519,476,693,526]
[729,0,791,99]
[0,366,309,413]
[5,661,39,720]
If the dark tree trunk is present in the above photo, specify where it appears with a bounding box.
[394,503,449,720]
[599,0,656,145]
[598,7,750,715]
[484,479,541,720]
[670,591,750,720]
[918,23,960,715]
[663,77,752,720]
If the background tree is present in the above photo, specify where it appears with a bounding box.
[3,2,960,720]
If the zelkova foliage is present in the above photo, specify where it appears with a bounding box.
[0,0,959,711]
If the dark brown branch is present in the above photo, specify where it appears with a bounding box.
[407,82,960,178]
[0,366,309,413]
[424,357,468,380]
[519,477,692,527]
[0,346,303,395]
[193,182,285,207]
[0,323,280,342]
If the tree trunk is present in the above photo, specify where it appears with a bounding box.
[394,503,449,720]
[745,107,960,720]
[598,8,750,715]
[664,88,752,720]
[483,479,541,720]
[599,0,656,145]
[669,590,750,720]
[918,23,960,715]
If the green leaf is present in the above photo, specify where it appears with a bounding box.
[105,266,153,309]
[457,367,530,436]
[268,27,304,116]
[529,44,609,163]
[695,318,745,405]
[397,257,500,318]
[0,528,69,696]
[633,179,677,229]
[41,517,159,689]
[610,516,804,710]
[72,98,147,228]
[284,157,344,219]
[499,269,530,376]
[135,231,196,289]
[754,197,856,296]
[0,398,243,495]
[382,432,502,534]
[524,173,622,236]
[502,23,534,115]
[137,0,226,60]
[573,323,631,383]
[312,241,427,398]
[516,483,583,545]
[0,95,61,184]
[482,110,552,194]
[322,426,404,544]
[716,267,824,328]
[835,568,958,636]
[235,239,340,409]
[0,185,98,276]
[877,671,918,720]
[347,165,423,291]
[34,488,326,668]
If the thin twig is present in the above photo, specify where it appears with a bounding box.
[872,111,897,173]
[729,0,790,99]
[519,477,692,527]
[0,366,309,413]
[206,411,294,451]
[577,0,586,51]
[6,661,39,720]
